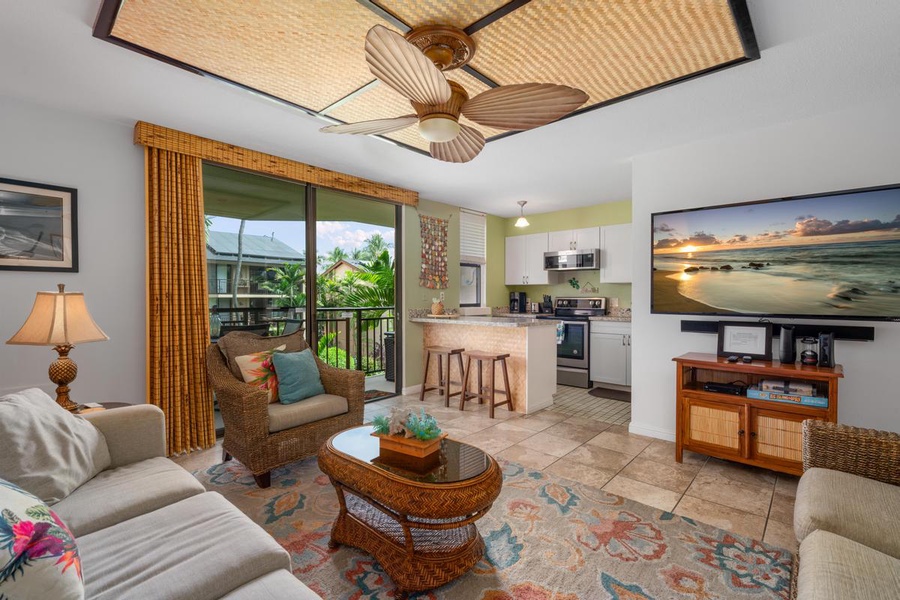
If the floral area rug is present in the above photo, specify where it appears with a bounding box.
[193,458,792,599]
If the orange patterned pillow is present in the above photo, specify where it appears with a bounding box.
[233,345,286,403]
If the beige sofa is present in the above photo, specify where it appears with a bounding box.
[5,395,320,599]
[793,420,900,599]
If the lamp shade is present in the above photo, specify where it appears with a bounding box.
[7,284,108,346]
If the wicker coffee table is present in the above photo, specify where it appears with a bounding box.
[318,426,502,599]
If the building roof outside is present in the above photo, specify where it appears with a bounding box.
[206,231,303,262]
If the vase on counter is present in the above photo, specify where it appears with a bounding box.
[431,300,445,315]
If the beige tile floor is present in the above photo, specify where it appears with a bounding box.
[177,385,799,553]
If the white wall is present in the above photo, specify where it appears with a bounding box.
[630,98,900,440]
[0,98,145,403]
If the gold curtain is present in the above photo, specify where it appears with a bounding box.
[145,147,215,454]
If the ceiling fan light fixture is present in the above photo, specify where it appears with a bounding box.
[515,201,530,228]
[418,116,460,143]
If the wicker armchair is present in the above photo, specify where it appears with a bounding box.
[207,331,364,488]
[802,419,900,486]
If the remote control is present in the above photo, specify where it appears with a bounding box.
[742,355,753,363]
[726,355,739,363]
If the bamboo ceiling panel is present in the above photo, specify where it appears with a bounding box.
[469,0,746,103]
[111,0,389,112]
[101,0,756,156]
[377,0,509,29]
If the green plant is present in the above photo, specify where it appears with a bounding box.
[316,333,357,369]
[405,408,442,440]
[259,262,306,308]
[372,415,390,435]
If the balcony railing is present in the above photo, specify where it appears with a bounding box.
[210,306,394,377]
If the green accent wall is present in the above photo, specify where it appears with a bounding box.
[485,200,633,309]
[401,199,461,388]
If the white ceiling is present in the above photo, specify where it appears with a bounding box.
[2,1,900,217]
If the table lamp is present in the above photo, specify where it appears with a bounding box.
[6,284,109,411]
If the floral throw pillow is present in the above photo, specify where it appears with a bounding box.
[234,345,287,403]
[0,478,83,600]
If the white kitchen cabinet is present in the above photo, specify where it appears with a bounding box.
[547,227,601,252]
[590,321,631,386]
[505,232,550,285]
[599,223,632,283]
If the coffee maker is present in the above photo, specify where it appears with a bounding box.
[509,291,526,314]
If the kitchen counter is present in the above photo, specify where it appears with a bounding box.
[409,316,557,327]
[589,316,632,322]
[409,318,557,414]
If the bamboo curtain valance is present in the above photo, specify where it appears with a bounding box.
[134,121,418,206]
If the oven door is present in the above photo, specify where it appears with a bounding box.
[557,321,588,368]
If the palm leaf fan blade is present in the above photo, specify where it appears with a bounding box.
[320,115,418,135]
[429,125,485,163]
[461,83,588,130]
[364,25,451,105]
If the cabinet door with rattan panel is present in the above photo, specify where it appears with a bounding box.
[683,396,746,459]
[749,408,806,473]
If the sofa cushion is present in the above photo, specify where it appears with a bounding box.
[52,457,205,537]
[267,394,348,433]
[79,492,289,600]
[0,388,111,504]
[273,349,325,404]
[797,530,900,600]
[0,478,83,600]
[220,570,321,600]
[795,467,900,558]
[234,345,286,403]
[217,330,307,379]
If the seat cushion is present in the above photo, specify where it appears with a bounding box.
[220,570,321,600]
[217,330,307,379]
[79,492,289,600]
[267,394,348,433]
[52,457,205,537]
[795,467,900,558]
[0,388,111,504]
[797,530,900,600]
[273,349,325,404]
[0,478,83,600]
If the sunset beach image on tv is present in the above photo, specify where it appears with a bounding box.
[651,185,900,320]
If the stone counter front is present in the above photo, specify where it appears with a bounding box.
[414,321,556,414]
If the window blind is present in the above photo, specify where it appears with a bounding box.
[459,209,486,264]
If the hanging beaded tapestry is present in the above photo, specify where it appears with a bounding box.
[419,214,448,289]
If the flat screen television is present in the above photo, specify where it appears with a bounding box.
[651,184,900,322]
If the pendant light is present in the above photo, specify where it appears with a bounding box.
[514,201,530,228]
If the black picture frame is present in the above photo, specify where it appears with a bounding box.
[0,177,78,272]
[717,321,773,360]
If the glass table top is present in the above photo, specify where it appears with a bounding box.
[330,426,491,484]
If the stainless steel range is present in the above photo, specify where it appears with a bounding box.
[536,297,607,388]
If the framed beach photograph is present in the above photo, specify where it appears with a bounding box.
[717,321,773,360]
[0,177,77,272]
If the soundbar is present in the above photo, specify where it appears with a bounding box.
[681,320,875,342]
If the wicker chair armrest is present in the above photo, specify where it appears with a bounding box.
[316,358,365,414]
[206,345,270,443]
[803,420,900,486]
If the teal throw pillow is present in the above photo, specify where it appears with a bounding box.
[273,349,326,404]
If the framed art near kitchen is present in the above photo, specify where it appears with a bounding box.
[0,177,78,272]
[717,321,773,360]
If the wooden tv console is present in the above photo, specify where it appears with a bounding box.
[674,352,842,476]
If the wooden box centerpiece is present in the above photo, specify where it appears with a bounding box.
[371,407,445,458]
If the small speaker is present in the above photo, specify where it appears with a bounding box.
[779,325,796,363]
[818,332,835,368]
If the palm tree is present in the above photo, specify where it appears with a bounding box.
[259,262,306,308]
[324,246,348,266]
[344,249,394,309]
[231,219,246,309]
[359,233,392,262]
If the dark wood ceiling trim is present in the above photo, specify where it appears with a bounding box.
[464,0,534,35]
[728,0,761,60]
[356,0,412,33]
[462,65,500,88]
[133,122,419,206]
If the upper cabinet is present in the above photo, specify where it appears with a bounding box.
[505,232,551,285]
[547,227,601,252]
[599,223,632,283]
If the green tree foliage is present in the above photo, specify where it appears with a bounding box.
[259,262,306,307]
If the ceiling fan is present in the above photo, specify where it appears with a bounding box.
[320,25,589,163]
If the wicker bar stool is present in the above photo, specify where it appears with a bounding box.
[419,346,466,407]
[460,351,513,418]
